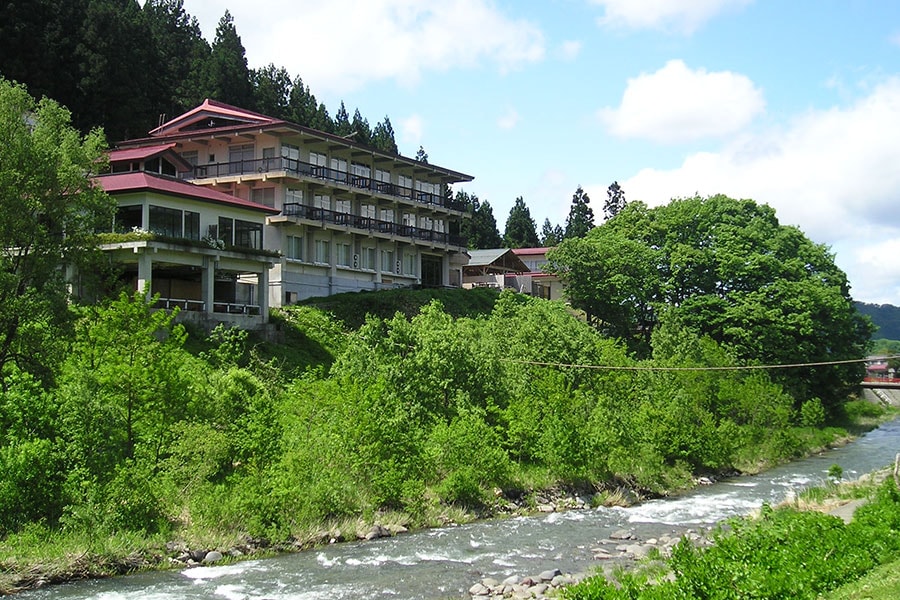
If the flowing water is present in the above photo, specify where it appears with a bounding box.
[22,418,900,600]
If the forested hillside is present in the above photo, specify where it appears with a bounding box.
[856,302,900,340]
[0,0,399,150]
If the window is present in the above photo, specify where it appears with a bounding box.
[335,242,352,267]
[282,144,300,161]
[251,187,275,207]
[334,198,351,214]
[313,194,331,210]
[381,250,394,273]
[262,147,276,171]
[181,151,198,166]
[229,144,254,174]
[286,235,303,260]
[419,215,433,230]
[330,157,347,172]
[402,212,416,227]
[309,151,326,167]
[351,162,370,177]
[235,219,262,249]
[315,239,330,264]
[375,169,391,183]
[360,204,376,219]
[184,211,200,240]
[380,208,394,223]
[433,218,445,233]
[218,217,234,246]
[285,188,303,205]
[403,251,416,275]
[360,246,376,270]
[149,205,182,237]
[115,205,143,232]
[398,174,412,189]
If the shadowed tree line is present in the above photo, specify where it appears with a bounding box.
[0,0,398,152]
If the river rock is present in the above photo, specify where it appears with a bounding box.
[202,551,223,564]
[539,568,561,581]
[468,582,490,595]
[610,529,633,540]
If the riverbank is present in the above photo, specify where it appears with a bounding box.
[3,414,897,597]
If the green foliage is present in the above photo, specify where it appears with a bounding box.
[565,185,595,239]
[567,482,900,599]
[504,196,540,248]
[548,195,874,411]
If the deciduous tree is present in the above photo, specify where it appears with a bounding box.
[0,79,115,386]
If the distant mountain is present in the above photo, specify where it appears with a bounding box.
[856,302,900,340]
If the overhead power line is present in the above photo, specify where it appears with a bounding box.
[501,355,895,372]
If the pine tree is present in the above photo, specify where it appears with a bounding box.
[372,116,398,153]
[207,10,254,108]
[604,181,627,220]
[504,197,539,249]
[540,218,564,246]
[350,109,372,146]
[564,185,595,239]
[252,64,292,119]
[334,102,352,136]
[416,146,429,163]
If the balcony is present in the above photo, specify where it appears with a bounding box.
[282,203,467,247]
[186,157,468,212]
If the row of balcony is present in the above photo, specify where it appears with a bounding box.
[282,203,467,247]
[186,157,469,212]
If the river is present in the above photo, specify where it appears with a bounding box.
[20,418,900,600]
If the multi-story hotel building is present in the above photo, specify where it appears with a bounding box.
[99,99,474,324]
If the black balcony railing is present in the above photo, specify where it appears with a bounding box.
[283,203,466,247]
[188,157,468,212]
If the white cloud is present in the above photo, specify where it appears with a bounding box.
[617,78,900,303]
[497,107,520,130]
[598,59,765,143]
[399,114,424,145]
[183,0,544,95]
[559,40,583,61]
[590,0,752,34]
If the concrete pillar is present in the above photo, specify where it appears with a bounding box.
[136,249,152,297]
[202,256,216,314]
[257,267,269,322]
[442,253,450,287]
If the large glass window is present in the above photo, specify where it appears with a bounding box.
[309,151,326,166]
[313,194,331,210]
[218,217,234,246]
[285,188,303,205]
[184,211,200,240]
[115,205,143,232]
[234,219,262,249]
[403,251,416,275]
[360,204,376,219]
[149,205,182,237]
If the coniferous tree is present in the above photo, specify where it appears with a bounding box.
[350,109,372,146]
[564,185,595,239]
[372,116,399,153]
[287,77,319,127]
[207,10,254,109]
[458,192,502,249]
[142,0,210,119]
[540,218,564,247]
[252,64,292,119]
[415,146,429,163]
[504,197,540,249]
[604,181,627,220]
[334,102,352,136]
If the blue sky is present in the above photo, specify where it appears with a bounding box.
[180,0,900,305]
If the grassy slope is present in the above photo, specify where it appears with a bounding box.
[824,559,900,599]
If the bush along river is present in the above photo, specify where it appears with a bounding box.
[19,418,900,600]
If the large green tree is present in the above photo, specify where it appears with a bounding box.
[0,79,115,385]
[504,196,539,249]
[548,195,873,411]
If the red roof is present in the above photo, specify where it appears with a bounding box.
[513,247,551,256]
[107,143,177,163]
[150,99,278,137]
[95,172,279,214]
